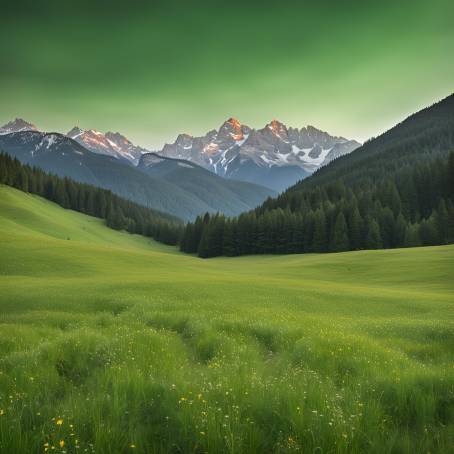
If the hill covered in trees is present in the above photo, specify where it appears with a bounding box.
[180,95,454,257]
[0,152,182,245]
[0,131,275,221]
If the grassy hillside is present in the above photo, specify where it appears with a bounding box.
[0,185,453,453]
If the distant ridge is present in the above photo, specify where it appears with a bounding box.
[0,130,275,221]
[156,118,361,191]
[0,117,360,191]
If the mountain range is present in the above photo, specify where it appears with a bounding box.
[0,116,360,219]
[0,127,275,221]
[150,118,360,191]
[66,127,146,164]
[180,93,454,257]
[0,117,360,192]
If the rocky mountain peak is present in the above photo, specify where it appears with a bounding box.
[266,119,287,136]
[218,117,249,142]
[175,133,194,147]
[226,117,241,128]
[155,118,360,191]
[66,126,84,138]
[105,131,132,146]
[0,118,38,134]
[65,127,145,163]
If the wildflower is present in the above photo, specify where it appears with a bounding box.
[59,440,65,448]
[56,419,63,426]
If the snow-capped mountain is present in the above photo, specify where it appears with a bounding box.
[0,119,145,164]
[153,118,361,191]
[0,118,37,135]
[1,117,360,191]
[66,127,145,164]
[0,130,275,221]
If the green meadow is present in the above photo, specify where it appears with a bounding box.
[0,184,453,453]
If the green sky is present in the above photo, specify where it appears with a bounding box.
[1,0,453,148]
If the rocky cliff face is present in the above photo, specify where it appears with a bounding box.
[153,118,360,191]
[66,127,146,164]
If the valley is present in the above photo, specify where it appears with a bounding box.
[0,185,453,453]
[1,1,453,452]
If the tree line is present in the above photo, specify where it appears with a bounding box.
[180,153,454,257]
[0,152,183,245]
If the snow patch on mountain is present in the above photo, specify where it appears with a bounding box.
[0,118,37,135]
[66,127,146,164]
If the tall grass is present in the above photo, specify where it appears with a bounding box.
[0,185,453,453]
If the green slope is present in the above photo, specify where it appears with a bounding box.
[291,93,454,189]
[139,154,276,218]
[0,185,453,453]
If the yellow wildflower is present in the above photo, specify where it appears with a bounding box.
[59,440,65,448]
[56,418,63,426]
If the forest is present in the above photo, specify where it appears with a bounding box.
[0,152,183,245]
[181,153,454,257]
[180,95,454,257]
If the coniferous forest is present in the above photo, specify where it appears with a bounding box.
[180,96,454,257]
[0,152,183,245]
[181,154,454,257]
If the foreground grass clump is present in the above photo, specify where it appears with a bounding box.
[0,185,454,453]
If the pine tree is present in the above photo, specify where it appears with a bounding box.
[85,191,95,216]
[292,214,305,253]
[312,209,327,252]
[54,180,69,207]
[330,212,349,252]
[222,220,237,256]
[365,218,382,249]
[302,210,315,252]
[394,213,407,247]
[17,168,29,192]
[400,175,419,222]
[349,205,363,250]
[381,181,402,217]
[419,217,438,246]
[404,223,421,247]
[197,224,212,258]
[107,206,126,230]
[379,207,396,248]
[434,199,449,244]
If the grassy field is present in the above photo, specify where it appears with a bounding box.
[0,184,453,453]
